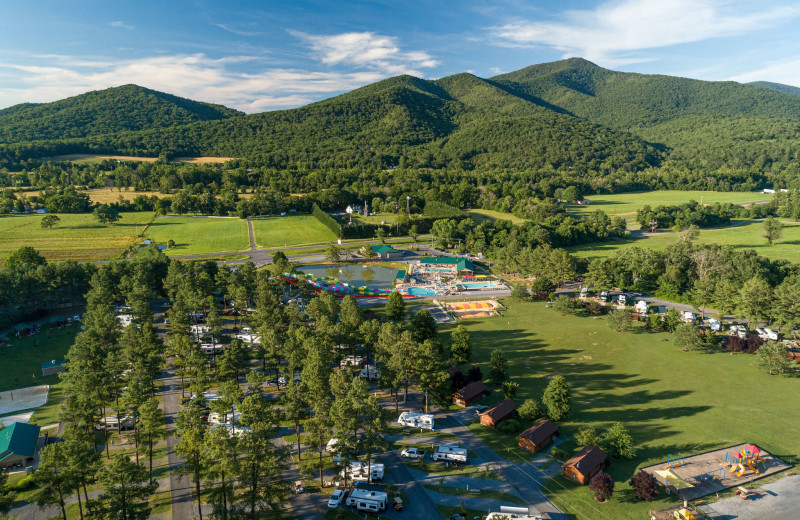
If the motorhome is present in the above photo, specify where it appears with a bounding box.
[208,409,241,425]
[340,461,384,482]
[235,333,260,344]
[97,415,134,431]
[617,294,627,306]
[358,365,380,380]
[116,314,133,327]
[682,311,696,324]
[397,412,434,431]
[432,445,468,464]
[763,328,780,341]
[345,483,387,512]
[599,291,609,302]
[708,318,721,331]
[340,355,364,367]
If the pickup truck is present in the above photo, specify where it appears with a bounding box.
[400,447,425,459]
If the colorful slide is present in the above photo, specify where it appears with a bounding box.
[736,463,746,477]
[746,459,760,474]
[674,509,696,520]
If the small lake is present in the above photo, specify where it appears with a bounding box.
[297,264,399,290]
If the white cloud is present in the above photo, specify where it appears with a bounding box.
[0,54,387,113]
[730,56,800,87]
[109,21,134,30]
[490,0,797,65]
[292,31,439,76]
[212,23,263,37]
[488,66,503,75]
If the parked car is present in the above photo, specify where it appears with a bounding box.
[328,488,347,509]
[400,447,425,459]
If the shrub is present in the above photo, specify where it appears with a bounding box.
[552,295,574,315]
[574,427,599,447]
[502,381,519,399]
[497,419,523,435]
[600,422,636,459]
[589,471,614,502]
[608,309,633,332]
[518,399,543,422]
[630,470,659,501]
[530,277,556,292]
[511,284,530,301]
[550,446,570,461]
[467,365,483,382]
[11,474,35,491]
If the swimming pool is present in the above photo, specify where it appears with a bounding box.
[407,287,437,296]
[461,282,500,289]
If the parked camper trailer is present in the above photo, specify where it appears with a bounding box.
[340,355,364,367]
[200,343,224,355]
[599,291,609,302]
[358,365,380,380]
[708,318,721,331]
[617,294,627,306]
[432,445,468,464]
[97,415,134,431]
[397,412,434,431]
[345,484,387,512]
[340,461,384,482]
[682,311,696,324]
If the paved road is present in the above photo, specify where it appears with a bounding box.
[383,450,445,520]
[699,473,800,520]
[162,366,195,520]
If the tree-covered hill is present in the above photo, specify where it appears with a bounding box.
[5,59,800,176]
[748,81,800,97]
[0,84,242,144]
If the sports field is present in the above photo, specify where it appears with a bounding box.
[144,216,250,255]
[0,212,153,264]
[468,209,528,225]
[567,190,772,218]
[440,301,800,520]
[568,219,800,262]
[251,215,336,248]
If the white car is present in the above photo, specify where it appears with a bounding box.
[400,447,424,459]
[328,488,346,509]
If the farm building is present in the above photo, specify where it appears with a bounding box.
[418,256,474,276]
[517,419,559,453]
[370,245,405,259]
[41,359,66,377]
[452,381,489,407]
[0,422,41,469]
[562,445,607,485]
[479,398,517,428]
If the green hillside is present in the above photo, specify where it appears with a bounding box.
[5,58,800,175]
[0,84,242,144]
[748,81,800,97]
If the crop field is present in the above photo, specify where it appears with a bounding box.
[144,216,250,255]
[440,301,800,520]
[567,190,773,218]
[0,212,153,264]
[251,215,336,248]
[468,209,528,225]
[568,219,800,262]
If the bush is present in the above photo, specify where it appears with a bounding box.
[550,446,570,461]
[10,474,35,491]
[600,422,636,459]
[630,470,659,501]
[518,399,543,422]
[552,295,574,314]
[497,419,523,435]
[511,284,530,301]
[530,277,556,292]
[574,427,599,447]
[502,381,519,399]
[608,309,633,332]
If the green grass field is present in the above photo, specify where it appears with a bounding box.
[439,301,800,520]
[0,212,153,264]
[251,215,336,248]
[566,190,772,218]
[0,324,77,393]
[568,219,800,262]
[468,209,528,225]
[351,212,399,225]
[144,216,250,255]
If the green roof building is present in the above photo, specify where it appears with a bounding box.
[370,245,405,259]
[419,256,474,273]
[0,422,41,468]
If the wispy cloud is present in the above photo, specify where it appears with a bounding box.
[212,23,263,37]
[109,21,134,30]
[0,54,386,113]
[731,56,800,87]
[489,0,798,66]
[292,31,439,76]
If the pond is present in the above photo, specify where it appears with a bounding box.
[297,264,399,290]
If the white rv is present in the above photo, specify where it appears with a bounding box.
[763,328,780,341]
[432,445,468,464]
[397,412,434,431]
[200,343,224,355]
[116,314,133,327]
[682,311,696,324]
[97,415,134,431]
[634,301,648,314]
[345,484,387,511]
[358,365,380,380]
[340,461,384,482]
[208,409,241,425]
[235,333,260,344]
[708,318,721,331]
[340,355,364,367]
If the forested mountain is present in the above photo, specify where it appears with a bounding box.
[749,81,800,97]
[3,59,800,177]
[0,84,242,143]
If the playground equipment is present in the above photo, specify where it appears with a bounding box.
[746,459,760,475]
[693,467,725,484]
[673,508,696,520]
[665,453,686,470]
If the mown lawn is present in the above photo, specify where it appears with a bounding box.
[468,209,528,225]
[439,300,800,520]
[0,324,77,393]
[0,212,153,264]
[566,190,772,218]
[144,216,249,255]
[251,215,336,248]
[568,219,800,262]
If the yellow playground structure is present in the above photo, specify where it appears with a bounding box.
[673,508,696,520]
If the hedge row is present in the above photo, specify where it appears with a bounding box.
[311,203,343,238]
[423,200,467,219]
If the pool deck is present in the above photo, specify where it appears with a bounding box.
[640,444,790,501]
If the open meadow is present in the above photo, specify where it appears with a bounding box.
[43,154,234,165]
[467,208,528,225]
[251,215,336,248]
[0,212,153,264]
[440,300,800,520]
[566,190,773,218]
[568,219,800,262]
[143,216,250,255]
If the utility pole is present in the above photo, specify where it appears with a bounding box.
[406,195,411,216]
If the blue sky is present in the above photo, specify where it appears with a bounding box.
[1,0,800,112]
